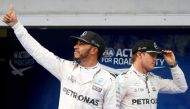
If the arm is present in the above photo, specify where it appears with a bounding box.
[158,50,188,93]
[103,78,120,109]
[158,65,188,93]
[3,7,71,81]
[115,74,129,108]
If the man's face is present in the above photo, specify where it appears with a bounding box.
[141,52,158,71]
[73,41,93,61]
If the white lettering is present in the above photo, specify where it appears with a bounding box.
[115,49,132,57]
[103,48,115,57]
[156,59,165,66]
[123,49,132,57]
[101,58,112,63]
[113,58,132,65]
[160,59,165,66]
[116,49,122,57]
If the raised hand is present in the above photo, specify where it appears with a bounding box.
[162,50,177,66]
[3,5,18,27]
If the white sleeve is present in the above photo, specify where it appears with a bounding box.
[116,75,128,106]
[158,65,188,93]
[103,78,120,109]
[12,22,73,81]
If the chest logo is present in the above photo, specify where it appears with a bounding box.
[67,75,76,83]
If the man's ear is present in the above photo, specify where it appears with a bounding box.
[136,52,142,58]
[90,47,98,55]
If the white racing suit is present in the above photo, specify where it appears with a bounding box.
[117,65,188,109]
[12,22,119,109]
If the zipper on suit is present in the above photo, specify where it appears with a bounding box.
[145,74,152,109]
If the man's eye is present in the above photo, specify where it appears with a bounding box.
[81,42,85,44]
[149,53,157,57]
[79,42,85,45]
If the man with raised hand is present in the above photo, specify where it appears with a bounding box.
[3,7,119,109]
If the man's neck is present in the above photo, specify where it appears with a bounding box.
[80,59,98,68]
[133,63,147,74]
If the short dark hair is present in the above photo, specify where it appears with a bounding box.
[131,53,137,63]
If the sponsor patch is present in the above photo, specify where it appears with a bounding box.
[92,85,102,92]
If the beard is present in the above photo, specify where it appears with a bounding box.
[73,47,93,62]
[73,56,79,62]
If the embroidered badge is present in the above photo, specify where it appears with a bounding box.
[95,78,105,86]
[67,75,76,83]
[92,85,102,92]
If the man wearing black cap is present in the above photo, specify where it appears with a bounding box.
[3,8,118,109]
[117,39,188,109]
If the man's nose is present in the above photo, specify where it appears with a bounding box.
[74,43,79,49]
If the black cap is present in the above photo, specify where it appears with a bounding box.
[70,31,106,59]
[132,39,162,54]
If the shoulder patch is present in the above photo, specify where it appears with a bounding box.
[93,68,114,85]
[94,77,106,86]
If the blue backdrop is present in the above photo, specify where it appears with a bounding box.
[2,27,190,109]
